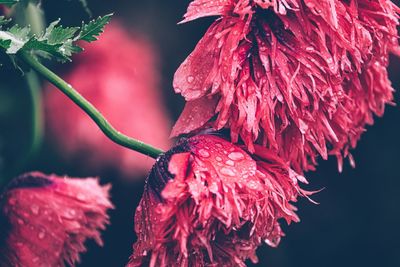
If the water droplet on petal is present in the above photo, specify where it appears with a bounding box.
[225,160,235,166]
[198,149,210,158]
[187,76,194,83]
[38,231,45,239]
[64,208,76,219]
[31,204,40,215]
[77,193,86,201]
[220,167,235,177]
[228,152,245,161]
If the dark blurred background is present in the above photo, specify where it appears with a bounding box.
[0,1,399,266]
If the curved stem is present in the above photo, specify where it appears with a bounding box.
[23,4,45,159]
[25,71,43,157]
[18,50,164,159]
[0,2,45,185]
[0,72,43,186]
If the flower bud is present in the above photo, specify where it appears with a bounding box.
[128,135,311,266]
[0,172,113,267]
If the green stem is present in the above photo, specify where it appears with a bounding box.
[25,71,43,158]
[1,71,43,185]
[22,2,45,161]
[0,2,45,184]
[24,3,46,35]
[18,50,164,159]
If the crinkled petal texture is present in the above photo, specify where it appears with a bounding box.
[0,172,113,267]
[173,0,399,172]
[128,135,310,267]
[45,21,171,177]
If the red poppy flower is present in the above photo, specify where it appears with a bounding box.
[0,172,113,267]
[45,21,172,177]
[128,135,311,267]
[172,0,399,172]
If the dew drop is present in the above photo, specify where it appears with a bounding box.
[31,204,39,215]
[64,209,76,219]
[8,198,16,205]
[225,160,235,166]
[187,76,194,83]
[215,156,222,162]
[38,231,45,239]
[198,149,210,158]
[77,193,86,201]
[247,181,258,190]
[228,152,245,161]
[220,167,235,177]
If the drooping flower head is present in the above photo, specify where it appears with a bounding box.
[173,0,399,172]
[0,172,113,267]
[128,135,311,266]
[45,21,172,177]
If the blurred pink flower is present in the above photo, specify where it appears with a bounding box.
[173,0,399,172]
[45,21,172,177]
[0,172,113,266]
[128,135,311,267]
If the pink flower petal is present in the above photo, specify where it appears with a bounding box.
[128,135,312,267]
[0,172,113,267]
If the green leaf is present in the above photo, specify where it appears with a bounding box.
[0,16,11,26]
[0,39,11,50]
[0,25,29,53]
[23,37,65,59]
[8,24,30,41]
[43,20,80,44]
[0,0,19,7]
[78,13,112,42]
[0,13,112,63]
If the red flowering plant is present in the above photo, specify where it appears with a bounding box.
[0,0,398,266]
[0,172,113,266]
[173,0,399,172]
[128,135,313,266]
